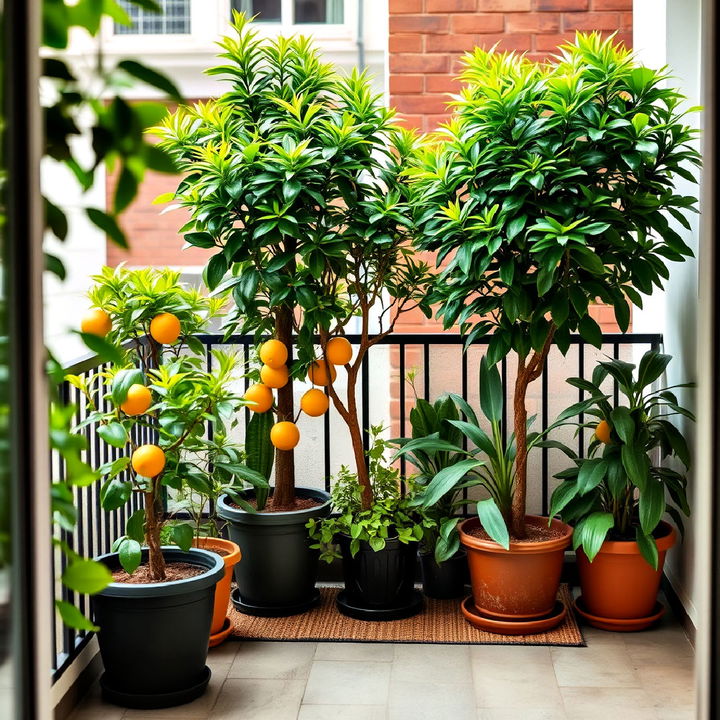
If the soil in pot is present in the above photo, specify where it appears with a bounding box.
[420,550,467,599]
[92,546,224,709]
[577,520,676,626]
[111,562,204,584]
[218,487,331,616]
[459,515,572,620]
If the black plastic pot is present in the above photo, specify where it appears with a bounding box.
[420,549,468,599]
[336,534,423,620]
[92,546,224,709]
[217,487,331,617]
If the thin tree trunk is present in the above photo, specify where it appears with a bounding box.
[145,484,166,581]
[272,304,295,507]
[346,368,372,510]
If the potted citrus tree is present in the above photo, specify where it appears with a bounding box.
[73,266,266,708]
[407,34,699,626]
[547,350,693,631]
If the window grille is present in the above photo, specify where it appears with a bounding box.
[115,0,191,35]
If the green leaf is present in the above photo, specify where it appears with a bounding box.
[639,479,665,536]
[77,331,126,366]
[98,422,128,448]
[621,443,649,490]
[117,60,182,102]
[577,458,607,495]
[576,512,614,562]
[245,411,274,509]
[419,459,483,507]
[204,253,227,291]
[578,314,603,349]
[62,559,113,594]
[111,368,145,405]
[637,351,671,390]
[100,477,131,511]
[635,527,659,570]
[479,356,503,423]
[125,509,145,542]
[548,481,579,519]
[87,208,128,248]
[172,523,194,552]
[55,600,99,631]
[118,538,142,574]
[369,536,386,552]
[476,499,509,550]
[609,406,634,444]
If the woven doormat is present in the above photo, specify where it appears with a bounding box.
[229,584,585,646]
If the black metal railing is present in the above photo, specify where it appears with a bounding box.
[51,331,662,681]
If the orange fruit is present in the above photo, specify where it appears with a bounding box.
[259,339,288,369]
[595,420,612,444]
[120,384,153,416]
[150,313,181,344]
[131,444,166,478]
[244,383,274,413]
[300,388,329,417]
[81,309,112,337]
[307,359,337,387]
[270,421,300,451]
[326,337,352,366]
[260,364,289,389]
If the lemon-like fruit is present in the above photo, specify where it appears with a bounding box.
[244,383,274,413]
[595,420,612,444]
[270,421,300,451]
[150,313,181,344]
[259,339,288,369]
[120,384,153,416]
[300,388,329,417]
[260,364,289,389]
[307,359,337,387]
[326,337,352,366]
[131,444,166,478]
[81,309,112,337]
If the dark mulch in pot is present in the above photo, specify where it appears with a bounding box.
[231,496,324,513]
[111,562,205,584]
[467,523,567,544]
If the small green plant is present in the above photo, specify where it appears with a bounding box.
[71,267,268,582]
[546,350,693,568]
[307,427,426,562]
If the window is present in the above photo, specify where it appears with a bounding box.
[232,0,344,25]
[115,0,191,35]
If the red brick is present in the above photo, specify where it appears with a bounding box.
[615,31,632,48]
[389,34,423,52]
[451,13,505,33]
[425,74,461,92]
[477,0,530,9]
[389,14,450,33]
[620,11,632,29]
[390,53,451,73]
[389,0,423,13]
[393,113,425,130]
[427,0,476,10]
[563,11,621,30]
[394,93,451,115]
[535,0,588,9]
[533,32,575,51]
[591,0,631,8]
[390,74,424,94]
[426,33,480,52]
[476,32,533,51]
[506,12,561,32]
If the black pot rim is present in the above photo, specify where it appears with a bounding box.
[217,486,331,526]
[95,546,224,598]
[419,548,467,560]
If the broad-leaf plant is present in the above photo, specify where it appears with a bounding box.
[407,33,700,538]
[546,350,693,569]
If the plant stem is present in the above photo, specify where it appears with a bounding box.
[272,303,295,507]
[144,478,166,581]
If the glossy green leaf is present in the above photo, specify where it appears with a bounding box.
[476,499,510,550]
[62,559,113,594]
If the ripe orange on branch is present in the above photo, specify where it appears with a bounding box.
[259,339,288,369]
[131,444,166,478]
[595,420,612,444]
[326,337,352,366]
[81,309,112,337]
[244,383,274,413]
[270,421,300,451]
[150,313,181,344]
[300,388,329,417]
[307,359,337,387]
[260,364,289,389]
[120,384,153,416]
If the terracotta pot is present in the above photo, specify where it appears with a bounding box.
[577,521,676,620]
[193,536,241,640]
[459,515,573,619]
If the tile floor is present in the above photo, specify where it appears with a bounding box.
[69,609,695,720]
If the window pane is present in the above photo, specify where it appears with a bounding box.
[115,0,191,35]
[295,0,344,24]
[231,0,281,23]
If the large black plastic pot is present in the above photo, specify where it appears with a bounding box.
[92,546,224,709]
[336,534,423,620]
[217,487,331,617]
[420,549,468,599]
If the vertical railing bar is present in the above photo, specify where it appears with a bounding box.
[59,381,76,660]
[361,347,370,456]
[501,356,508,446]
[541,351,549,517]
[206,343,215,519]
[423,343,430,401]
[613,342,620,406]
[461,346,469,514]
[578,342,585,459]
[399,343,406,480]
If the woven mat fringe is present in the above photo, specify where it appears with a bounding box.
[228,583,585,646]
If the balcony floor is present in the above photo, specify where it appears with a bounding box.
[69,601,695,720]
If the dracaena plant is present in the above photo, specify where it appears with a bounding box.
[154,13,430,509]
[70,267,267,582]
[407,32,700,538]
[546,350,693,569]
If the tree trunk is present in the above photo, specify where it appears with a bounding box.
[346,376,373,510]
[145,486,166,581]
[511,367,531,539]
[272,304,295,507]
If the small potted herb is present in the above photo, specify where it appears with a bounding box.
[547,350,693,631]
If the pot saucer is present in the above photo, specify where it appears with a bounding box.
[336,589,424,621]
[460,596,567,635]
[231,587,321,617]
[574,596,665,632]
[209,616,234,648]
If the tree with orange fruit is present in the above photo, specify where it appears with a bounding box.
[73,267,267,581]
